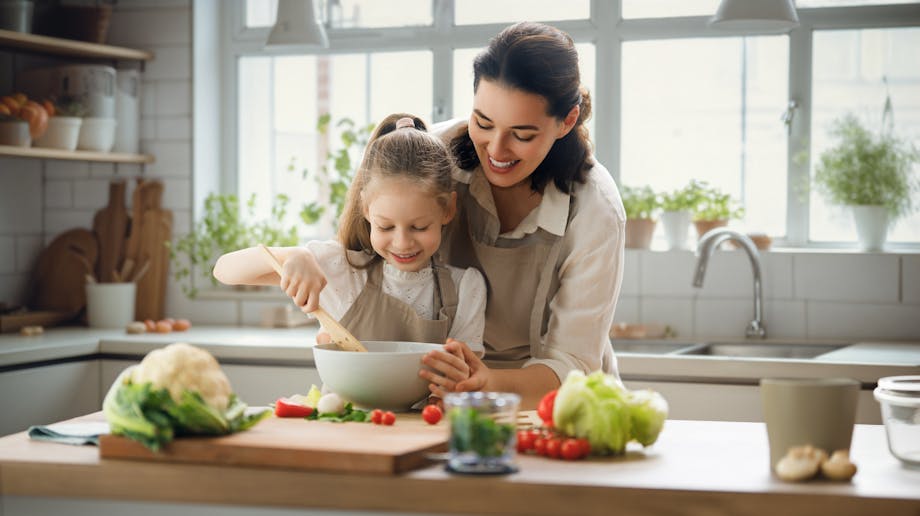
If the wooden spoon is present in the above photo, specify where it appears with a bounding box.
[257,244,367,352]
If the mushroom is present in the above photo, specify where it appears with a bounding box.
[775,445,825,482]
[821,449,858,481]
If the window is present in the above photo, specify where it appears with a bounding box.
[225,0,920,247]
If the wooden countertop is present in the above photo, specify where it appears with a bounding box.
[1,414,918,515]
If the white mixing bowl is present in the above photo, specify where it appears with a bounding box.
[313,340,442,412]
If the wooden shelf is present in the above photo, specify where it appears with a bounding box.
[0,144,154,164]
[0,29,154,61]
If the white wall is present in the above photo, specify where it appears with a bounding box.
[0,1,917,341]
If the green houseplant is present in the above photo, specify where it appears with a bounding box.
[658,180,709,250]
[692,182,745,240]
[813,113,920,250]
[169,193,299,297]
[621,185,659,249]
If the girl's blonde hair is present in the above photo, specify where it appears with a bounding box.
[337,113,455,265]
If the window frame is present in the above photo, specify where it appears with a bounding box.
[220,0,920,249]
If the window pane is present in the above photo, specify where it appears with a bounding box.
[622,0,720,19]
[621,37,789,238]
[451,43,596,140]
[810,27,920,244]
[455,0,589,25]
[238,51,433,238]
[328,0,431,28]
[246,0,276,28]
[798,0,919,6]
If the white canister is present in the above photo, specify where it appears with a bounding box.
[113,68,140,154]
[86,282,136,328]
[77,117,117,152]
[34,116,82,151]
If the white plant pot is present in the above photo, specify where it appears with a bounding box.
[660,210,693,250]
[34,116,82,151]
[851,205,889,252]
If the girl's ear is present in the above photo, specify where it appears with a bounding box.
[557,104,580,139]
[442,192,458,224]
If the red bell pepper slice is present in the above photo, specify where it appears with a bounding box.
[274,397,314,418]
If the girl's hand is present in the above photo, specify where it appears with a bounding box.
[420,338,489,398]
[279,249,327,313]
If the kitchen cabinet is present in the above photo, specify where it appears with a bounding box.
[0,28,154,164]
[0,360,99,437]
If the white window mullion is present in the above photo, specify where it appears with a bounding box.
[432,0,454,121]
[785,25,814,247]
[592,0,620,181]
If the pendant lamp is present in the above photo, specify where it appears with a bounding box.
[709,0,800,32]
[266,0,329,49]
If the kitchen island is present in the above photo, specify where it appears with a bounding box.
[0,413,917,516]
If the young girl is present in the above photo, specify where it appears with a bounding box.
[213,113,486,366]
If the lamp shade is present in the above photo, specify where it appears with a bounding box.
[266,0,328,49]
[709,0,800,32]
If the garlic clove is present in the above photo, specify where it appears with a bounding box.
[775,445,824,482]
[821,449,858,481]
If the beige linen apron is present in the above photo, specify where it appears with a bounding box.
[338,258,458,343]
[443,182,565,369]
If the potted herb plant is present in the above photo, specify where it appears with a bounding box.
[659,180,708,250]
[692,182,745,241]
[621,185,659,249]
[813,113,920,251]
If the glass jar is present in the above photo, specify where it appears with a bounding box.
[443,392,520,475]
[874,375,920,468]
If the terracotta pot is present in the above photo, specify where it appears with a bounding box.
[625,218,656,249]
[694,219,728,241]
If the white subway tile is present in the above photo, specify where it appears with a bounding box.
[141,81,158,117]
[144,47,191,80]
[44,160,89,179]
[638,250,698,297]
[794,254,899,303]
[171,210,191,236]
[15,234,42,274]
[140,118,157,140]
[44,180,73,208]
[165,281,238,325]
[108,8,191,47]
[156,81,191,116]
[0,236,14,274]
[44,210,94,235]
[620,250,640,296]
[72,180,110,209]
[89,163,117,178]
[612,296,639,325]
[692,250,794,301]
[694,299,754,339]
[762,253,794,299]
[0,273,28,306]
[156,116,192,141]
[762,300,807,339]
[161,178,191,211]
[0,164,42,233]
[807,301,920,340]
[143,141,192,177]
[239,301,311,327]
[640,297,694,339]
[903,255,920,305]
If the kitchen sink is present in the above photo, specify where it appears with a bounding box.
[611,339,706,355]
[677,342,848,359]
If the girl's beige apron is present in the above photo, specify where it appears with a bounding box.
[339,258,458,343]
[443,181,565,369]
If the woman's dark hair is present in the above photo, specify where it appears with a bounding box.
[450,21,594,194]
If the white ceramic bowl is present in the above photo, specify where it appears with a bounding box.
[313,340,441,412]
[34,116,82,151]
[874,375,920,468]
[77,116,116,152]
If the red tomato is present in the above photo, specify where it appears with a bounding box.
[370,409,383,424]
[422,404,442,425]
[274,397,313,418]
[533,437,548,456]
[537,389,557,425]
[561,439,584,461]
[576,438,591,457]
[545,437,563,459]
[382,411,396,425]
[516,430,537,453]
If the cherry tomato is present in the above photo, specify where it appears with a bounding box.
[382,411,396,425]
[422,404,442,425]
[516,430,537,453]
[274,397,313,418]
[561,438,584,461]
[533,437,548,456]
[545,437,563,459]
[537,389,557,425]
[576,438,591,457]
[370,409,383,424]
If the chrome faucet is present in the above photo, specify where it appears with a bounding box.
[692,228,767,339]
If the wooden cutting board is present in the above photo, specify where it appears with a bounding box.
[99,415,448,475]
[131,180,172,321]
[92,180,128,283]
[28,228,98,314]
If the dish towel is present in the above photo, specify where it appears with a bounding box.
[27,422,110,446]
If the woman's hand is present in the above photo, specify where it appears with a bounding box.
[279,249,327,313]
[420,338,490,398]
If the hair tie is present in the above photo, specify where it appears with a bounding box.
[395,117,415,130]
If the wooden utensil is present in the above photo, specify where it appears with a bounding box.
[257,244,367,352]
[92,180,128,283]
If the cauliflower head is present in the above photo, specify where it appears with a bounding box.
[131,342,232,410]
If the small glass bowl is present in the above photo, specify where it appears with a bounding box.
[444,392,520,475]
[874,375,920,469]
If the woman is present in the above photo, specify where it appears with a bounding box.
[419,21,626,408]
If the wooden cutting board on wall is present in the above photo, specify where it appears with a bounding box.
[29,228,98,314]
[99,415,448,475]
[92,181,128,283]
[129,180,172,321]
